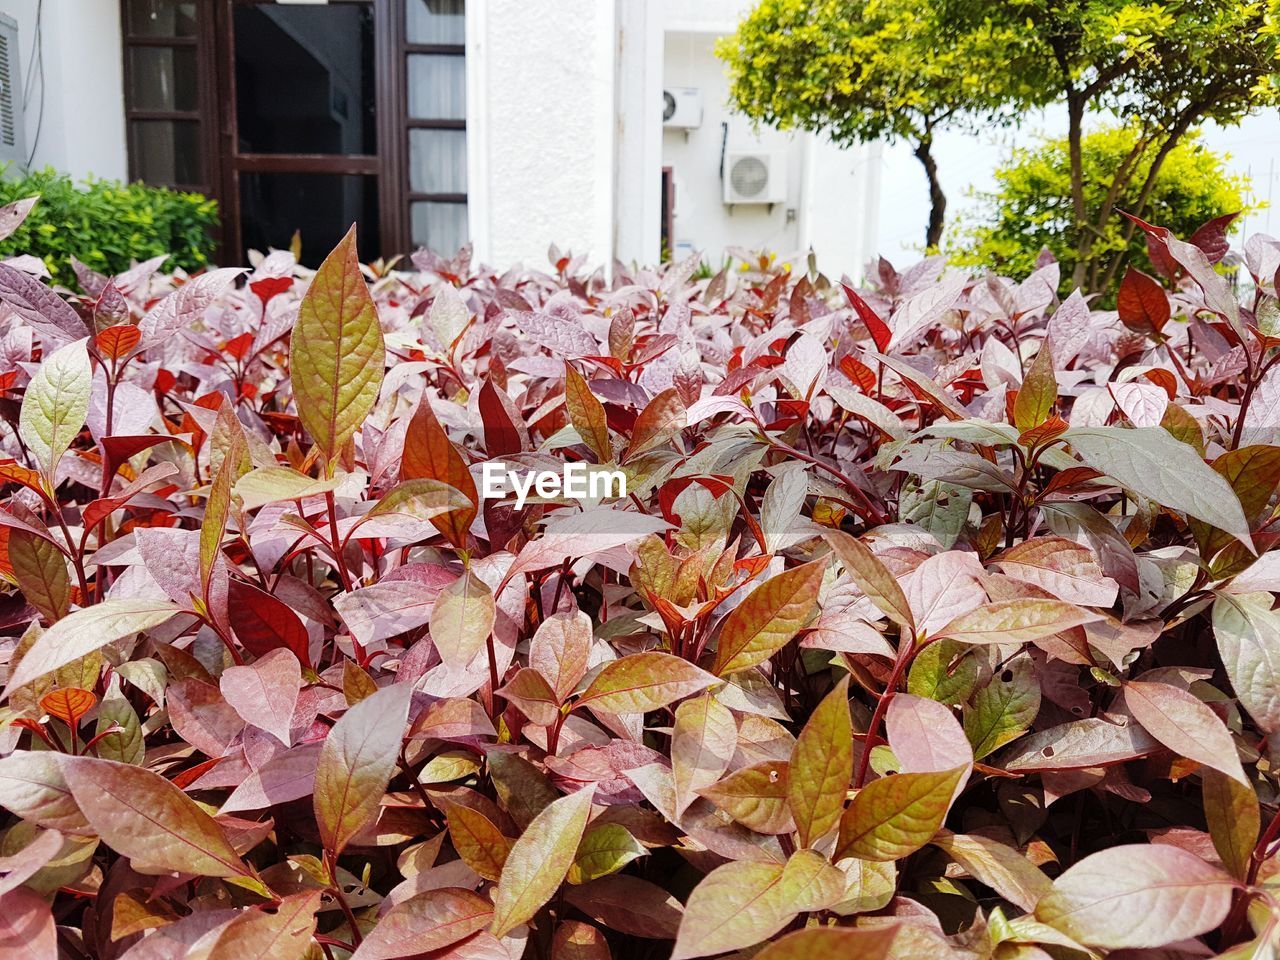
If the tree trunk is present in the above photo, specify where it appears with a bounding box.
[913,135,946,249]
[1066,94,1090,290]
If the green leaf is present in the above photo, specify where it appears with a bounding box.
[698,759,793,834]
[963,657,1041,760]
[1036,844,1236,949]
[898,478,971,550]
[671,850,845,960]
[487,749,561,831]
[565,362,611,463]
[1212,593,1280,738]
[834,766,965,862]
[232,466,343,511]
[568,823,646,884]
[1203,769,1259,882]
[1066,427,1253,547]
[9,529,69,622]
[672,693,738,816]
[788,675,852,847]
[313,682,412,857]
[351,888,493,960]
[1013,341,1057,433]
[934,599,1100,645]
[19,337,91,480]
[931,831,1051,912]
[3,599,182,695]
[753,927,902,960]
[907,639,980,705]
[440,798,511,881]
[577,652,717,714]
[491,785,596,937]
[60,756,255,881]
[824,529,914,632]
[711,559,824,675]
[359,477,461,524]
[200,461,233,599]
[289,226,385,467]
[429,569,495,669]
[95,689,145,765]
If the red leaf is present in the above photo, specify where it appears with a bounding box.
[226,578,313,668]
[250,275,293,307]
[1116,268,1170,335]
[1189,211,1240,265]
[478,380,528,456]
[841,282,892,352]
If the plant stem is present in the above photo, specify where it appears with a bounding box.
[325,850,364,946]
[768,438,886,525]
[854,639,914,788]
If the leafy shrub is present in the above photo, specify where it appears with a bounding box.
[950,125,1250,296]
[0,198,1278,958]
[0,167,218,289]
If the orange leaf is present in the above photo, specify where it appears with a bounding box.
[40,687,97,726]
[95,325,141,362]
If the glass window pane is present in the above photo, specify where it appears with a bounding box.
[129,120,200,185]
[128,46,199,112]
[126,0,197,37]
[411,201,467,255]
[406,0,464,44]
[234,5,376,155]
[409,129,466,194]
[239,173,379,266]
[407,54,465,120]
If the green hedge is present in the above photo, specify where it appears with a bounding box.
[0,167,219,289]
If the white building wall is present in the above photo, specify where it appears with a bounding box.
[467,0,617,269]
[660,18,876,280]
[0,0,127,182]
[662,29,803,265]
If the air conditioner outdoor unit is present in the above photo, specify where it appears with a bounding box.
[0,15,24,169]
[662,87,702,129]
[723,151,785,205]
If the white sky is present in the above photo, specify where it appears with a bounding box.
[874,105,1280,268]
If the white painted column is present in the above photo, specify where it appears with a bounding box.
[612,0,662,267]
[466,0,619,269]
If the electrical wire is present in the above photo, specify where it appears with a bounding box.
[24,0,44,170]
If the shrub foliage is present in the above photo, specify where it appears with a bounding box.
[951,125,1249,297]
[0,199,1277,958]
[0,168,218,289]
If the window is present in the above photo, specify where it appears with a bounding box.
[121,0,215,193]
[121,0,469,261]
[400,0,468,255]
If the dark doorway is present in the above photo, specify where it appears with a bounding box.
[217,0,391,266]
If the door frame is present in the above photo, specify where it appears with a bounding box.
[211,0,404,261]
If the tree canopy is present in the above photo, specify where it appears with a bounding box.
[718,0,1028,248]
[950,124,1249,296]
[720,0,1280,287]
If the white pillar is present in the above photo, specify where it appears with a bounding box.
[612,0,662,267]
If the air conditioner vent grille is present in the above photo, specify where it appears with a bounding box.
[0,32,15,149]
[730,156,769,199]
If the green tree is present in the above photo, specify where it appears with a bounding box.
[936,0,1280,290]
[717,0,1027,248]
[950,125,1250,295]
